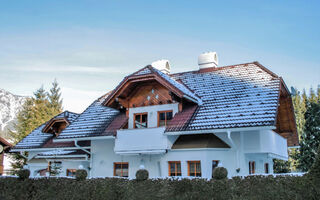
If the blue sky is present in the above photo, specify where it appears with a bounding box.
[0,0,319,112]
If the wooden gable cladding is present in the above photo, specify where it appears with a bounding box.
[274,79,299,146]
[104,74,188,109]
[42,118,69,136]
[123,82,174,108]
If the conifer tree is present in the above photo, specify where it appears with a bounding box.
[48,79,63,114]
[308,144,320,182]
[9,80,64,171]
[297,97,320,171]
[289,87,307,170]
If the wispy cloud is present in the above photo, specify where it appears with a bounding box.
[61,87,107,113]
[6,63,129,74]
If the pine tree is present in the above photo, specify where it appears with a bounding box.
[317,85,320,102]
[48,79,63,114]
[290,87,307,170]
[297,100,320,171]
[9,81,64,171]
[308,144,320,182]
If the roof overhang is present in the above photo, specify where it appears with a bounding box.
[10,146,91,152]
[115,149,166,155]
[53,135,115,142]
[35,154,88,159]
[165,126,276,135]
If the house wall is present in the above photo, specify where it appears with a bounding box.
[128,103,179,129]
[91,129,279,179]
[25,129,285,178]
[27,157,89,177]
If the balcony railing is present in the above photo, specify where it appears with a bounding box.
[114,127,168,154]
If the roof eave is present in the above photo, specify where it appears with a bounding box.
[165,126,277,135]
[54,135,115,142]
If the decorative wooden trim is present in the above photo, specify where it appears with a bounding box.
[133,112,148,129]
[113,162,129,177]
[42,118,69,134]
[187,160,201,176]
[103,66,199,108]
[157,110,173,127]
[168,161,181,176]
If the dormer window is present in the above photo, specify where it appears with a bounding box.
[158,110,173,127]
[42,118,69,136]
[134,113,148,129]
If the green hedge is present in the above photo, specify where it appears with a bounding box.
[0,175,318,200]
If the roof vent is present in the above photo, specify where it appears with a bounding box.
[198,52,218,69]
[151,59,171,74]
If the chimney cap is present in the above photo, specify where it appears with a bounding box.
[198,52,218,69]
[151,59,171,74]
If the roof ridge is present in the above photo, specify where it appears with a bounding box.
[63,110,80,115]
[170,61,261,76]
[150,66,202,104]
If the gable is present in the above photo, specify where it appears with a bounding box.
[13,111,79,149]
[42,118,69,136]
[118,81,175,108]
[274,79,299,146]
[103,66,201,110]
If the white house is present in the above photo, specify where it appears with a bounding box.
[12,52,298,179]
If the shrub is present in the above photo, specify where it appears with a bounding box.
[75,169,87,181]
[17,169,30,180]
[135,169,149,181]
[273,159,291,173]
[212,167,228,180]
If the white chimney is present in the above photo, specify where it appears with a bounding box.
[151,59,171,74]
[198,52,218,69]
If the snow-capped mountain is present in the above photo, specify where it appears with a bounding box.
[0,89,26,135]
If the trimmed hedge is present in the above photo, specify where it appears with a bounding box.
[0,175,318,200]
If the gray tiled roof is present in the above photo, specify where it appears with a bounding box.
[19,62,283,143]
[14,111,79,149]
[56,98,120,139]
[169,62,280,131]
[151,67,202,104]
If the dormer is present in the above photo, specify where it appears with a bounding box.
[42,117,69,136]
[103,65,201,129]
[103,65,201,111]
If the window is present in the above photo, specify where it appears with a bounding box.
[48,161,62,175]
[134,113,148,128]
[264,163,269,174]
[168,161,181,176]
[212,160,219,178]
[66,169,77,177]
[188,161,201,177]
[158,110,173,127]
[114,162,129,177]
[249,161,255,174]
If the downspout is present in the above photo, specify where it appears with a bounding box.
[75,140,92,177]
[227,131,240,172]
